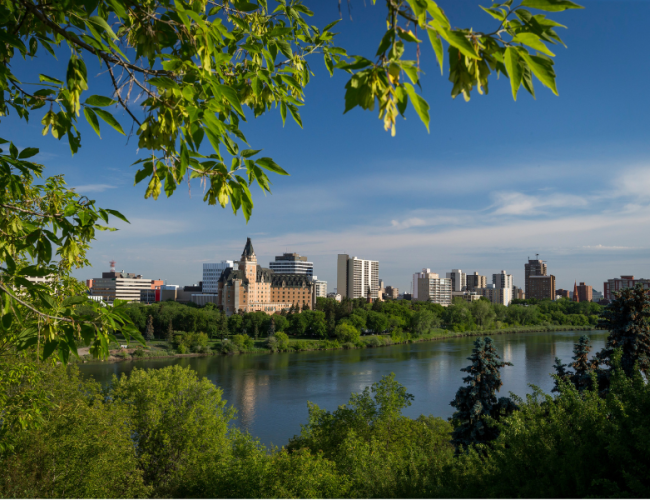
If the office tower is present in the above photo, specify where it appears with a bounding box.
[525,256,555,300]
[446,269,466,292]
[203,261,237,293]
[493,270,513,305]
[337,254,379,300]
[269,252,314,276]
[466,272,487,292]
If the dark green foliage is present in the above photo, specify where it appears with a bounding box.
[267,316,275,337]
[145,314,154,341]
[553,335,599,392]
[166,318,173,343]
[597,283,650,377]
[450,337,517,450]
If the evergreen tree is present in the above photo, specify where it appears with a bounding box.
[326,310,336,338]
[166,319,173,343]
[253,323,259,340]
[552,335,598,392]
[302,301,310,311]
[597,283,650,378]
[145,315,154,341]
[450,337,517,450]
[268,317,276,337]
[372,298,383,312]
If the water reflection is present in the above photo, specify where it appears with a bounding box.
[79,330,607,447]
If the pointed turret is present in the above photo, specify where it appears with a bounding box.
[573,280,580,302]
[241,237,256,261]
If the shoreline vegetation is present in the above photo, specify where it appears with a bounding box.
[76,325,601,364]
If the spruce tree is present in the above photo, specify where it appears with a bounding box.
[450,337,517,450]
[268,317,276,337]
[253,323,259,340]
[552,335,598,392]
[597,283,650,378]
[145,315,154,341]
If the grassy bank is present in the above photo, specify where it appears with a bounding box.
[75,325,600,363]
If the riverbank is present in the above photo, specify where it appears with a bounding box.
[75,325,600,364]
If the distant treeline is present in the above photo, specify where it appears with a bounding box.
[118,296,602,341]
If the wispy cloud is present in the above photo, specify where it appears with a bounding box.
[490,191,588,215]
[69,184,116,193]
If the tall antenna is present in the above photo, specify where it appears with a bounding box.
[109,260,116,272]
[535,253,539,260]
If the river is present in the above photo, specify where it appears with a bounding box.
[79,330,607,447]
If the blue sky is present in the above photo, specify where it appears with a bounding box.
[5,0,650,294]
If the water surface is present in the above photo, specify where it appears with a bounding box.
[79,330,606,447]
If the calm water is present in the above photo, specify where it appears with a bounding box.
[79,330,607,447]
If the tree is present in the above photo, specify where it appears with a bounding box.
[268,316,276,337]
[411,309,436,336]
[470,300,495,328]
[166,319,174,343]
[597,283,650,378]
[145,315,155,341]
[553,335,599,393]
[366,311,389,334]
[335,323,360,344]
[220,311,229,341]
[450,337,517,450]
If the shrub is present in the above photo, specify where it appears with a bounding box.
[266,336,279,352]
[133,348,145,357]
[365,336,382,348]
[275,332,290,350]
[342,342,356,350]
[220,340,239,355]
[177,344,188,354]
[335,323,360,344]
[232,334,254,351]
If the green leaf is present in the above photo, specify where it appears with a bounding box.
[504,47,522,101]
[89,15,118,39]
[256,157,289,176]
[85,95,117,106]
[148,76,179,90]
[518,50,558,95]
[404,83,430,132]
[93,108,125,135]
[39,74,64,85]
[512,33,555,57]
[280,101,287,126]
[18,147,39,159]
[376,30,395,56]
[426,1,451,29]
[241,149,262,158]
[217,85,245,117]
[427,29,444,75]
[520,0,584,11]
[104,208,130,223]
[287,104,303,128]
[84,107,101,137]
[438,28,479,59]
[397,28,421,43]
[276,40,293,59]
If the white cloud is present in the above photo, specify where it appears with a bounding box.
[616,166,650,199]
[582,244,635,251]
[491,191,588,215]
[69,184,116,193]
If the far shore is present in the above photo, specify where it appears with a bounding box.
[75,325,602,365]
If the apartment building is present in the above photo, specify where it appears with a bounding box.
[414,269,452,306]
[476,284,512,306]
[337,254,379,300]
[446,269,467,292]
[525,256,555,300]
[466,272,487,292]
[492,270,514,305]
[603,276,650,301]
[90,268,163,303]
[313,277,328,298]
[269,253,314,276]
[203,261,237,294]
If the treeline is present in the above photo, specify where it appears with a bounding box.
[1,285,649,498]
[120,296,602,343]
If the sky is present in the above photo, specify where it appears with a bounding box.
[5,0,650,295]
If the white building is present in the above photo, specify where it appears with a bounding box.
[414,270,452,306]
[476,284,512,306]
[203,261,237,294]
[312,276,327,298]
[337,254,379,299]
[269,253,314,276]
[493,270,514,305]
[91,271,156,303]
[412,268,432,299]
[446,269,467,292]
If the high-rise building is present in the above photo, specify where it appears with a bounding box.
[414,270,452,306]
[466,272,487,292]
[203,261,237,294]
[476,284,512,306]
[412,268,433,299]
[556,289,570,299]
[525,256,555,300]
[337,254,379,300]
[384,286,399,300]
[603,276,650,301]
[575,282,593,302]
[446,269,466,292]
[218,238,314,315]
[312,276,327,298]
[528,275,556,300]
[491,270,513,305]
[269,253,314,276]
[512,286,525,300]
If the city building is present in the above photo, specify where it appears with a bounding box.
[203,261,237,294]
[327,292,342,302]
[528,275,556,300]
[413,268,434,298]
[337,254,379,300]
[525,256,555,300]
[90,262,163,303]
[476,284,512,306]
[446,269,467,292]
[466,272,487,292]
[556,289,570,299]
[512,286,525,300]
[457,292,482,303]
[218,238,314,315]
[313,277,327,298]
[414,269,452,306]
[603,276,650,301]
[493,270,513,305]
[269,252,314,276]
[592,289,604,302]
[384,286,399,300]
